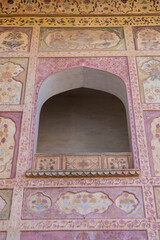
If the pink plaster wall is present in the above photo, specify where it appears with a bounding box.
[0,24,160,240]
[21,230,148,240]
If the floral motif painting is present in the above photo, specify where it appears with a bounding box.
[133,26,160,50]
[115,191,139,213]
[0,28,32,52]
[33,153,132,170]
[0,58,28,104]
[0,112,22,178]
[20,230,148,240]
[144,112,160,176]
[151,116,160,176]
[33,155,60,170]
[0,0,159,15]
[22,187,144,219]
[64,155,101,170]
[104,154,131,169]
[137,57,160,103]
[28,192,52,212]
[0,189,12,220]
[0,62,23,104]
[55,191,113,215]
[39,27,125,52]
[0,116,16,178]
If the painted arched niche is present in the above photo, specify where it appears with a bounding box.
[35,67,132,155]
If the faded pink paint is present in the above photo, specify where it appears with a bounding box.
[36,57,129,87]
[22,187,144,219]
[0,232,6,240]
[21,230,148,240]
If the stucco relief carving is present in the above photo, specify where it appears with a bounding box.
[0,117,16,178]
[0,30,29,52]
[0,62,24,104]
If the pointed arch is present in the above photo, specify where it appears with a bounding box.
[35,67,132,155]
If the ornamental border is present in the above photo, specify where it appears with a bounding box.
[25,169,140,178]
[0,16,160,27]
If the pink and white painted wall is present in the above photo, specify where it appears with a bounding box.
[0,20,160,240]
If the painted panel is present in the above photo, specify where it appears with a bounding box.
[154,187,160,218]
[39,28,125,52]
[0,189,12,220]
[137,57,160,103]
[144,112,160,176]
[22,187,144,220]
[33,153,131,170]
[0,232,6,240]
[0,58,28,104]
[133,26,160,50]
[0,112,22,178]
[0,28,32,52]
[20,231,148,240]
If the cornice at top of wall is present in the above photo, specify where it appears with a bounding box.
[0,0,159,16]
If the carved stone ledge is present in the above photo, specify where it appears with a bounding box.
[25,169,140,178]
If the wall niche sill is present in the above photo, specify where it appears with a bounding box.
[25,169,140,178]
[27,153,139,177]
